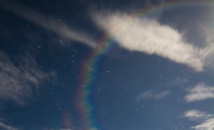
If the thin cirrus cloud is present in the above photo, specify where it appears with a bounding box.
[92,11,214,72]
[0,0,96,48]
[202,26,214,68]
[0,51,55,105]
[136,90,169,101]
[184,109,210,121]
[184,83,214,102]
[193,119,214,130]
[184,109,214,130]
[0,121,17,130]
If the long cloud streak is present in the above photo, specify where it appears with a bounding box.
[92,11,214,71]
[0,0,96,48]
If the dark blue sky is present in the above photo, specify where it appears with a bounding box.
[0,0,214,130]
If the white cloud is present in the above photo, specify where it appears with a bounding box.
[184,110,209,121]
[185,83,214,102]
[0,121,17,130]
[192,119,214,130]
[0,51,54,105]
[136,90,169,101]
[0,0,96,48]
[92,11,214,72]
[184,109,214,130]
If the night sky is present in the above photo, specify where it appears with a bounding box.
[1,0,214,130]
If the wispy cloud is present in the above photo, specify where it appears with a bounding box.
[92,11,214,72]
[167,77,188,87]
[0,0,96,48]
[184,109,210,121]
[201,26,214,69]
[0,121,17,130]
[184,109,214,130]
[0,51,54,105]
[193,119,214,130]
[136,90,169,101]
[184,83,214,102]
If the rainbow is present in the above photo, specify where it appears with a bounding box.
[75,1,213,130]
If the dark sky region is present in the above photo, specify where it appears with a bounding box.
[0,0,214,130]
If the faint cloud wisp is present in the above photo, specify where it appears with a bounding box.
[0,51,54,105]
[0,121,17,130]
[184,109,214,130]
[184,109,210,121]
[136,90,169,101]
[185,83,214,102]
[0,0,96,48]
